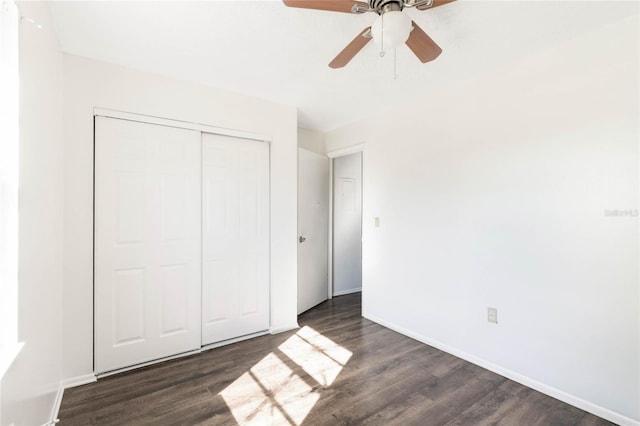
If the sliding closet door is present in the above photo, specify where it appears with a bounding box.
[201,133,270,345]
[95,117,201,374]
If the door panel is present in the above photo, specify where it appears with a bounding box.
[297,149,330,314]
[160,175,188,241]
[115,172,145,244]
[95,117,201,374]
[333,152,362,296]
[113,268,145,346]
[201,133,269,346]
[159,264,189,335]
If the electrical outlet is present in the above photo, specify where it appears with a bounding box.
[374,217,380,227]
[487,307,498,324]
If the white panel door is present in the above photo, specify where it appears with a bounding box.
[298,149,329,314]
[333,152,362,296]
[95,117,201,374]
[202,133,269,345]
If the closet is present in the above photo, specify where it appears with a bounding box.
[94,114,270,374]
[201,133,269,345]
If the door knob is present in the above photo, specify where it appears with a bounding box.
[299,236,306,243]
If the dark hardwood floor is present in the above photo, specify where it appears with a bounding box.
[59,293,613,425]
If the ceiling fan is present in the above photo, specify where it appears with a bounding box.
[283,0,455,68]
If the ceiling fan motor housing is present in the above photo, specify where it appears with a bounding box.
[369,0,404,14]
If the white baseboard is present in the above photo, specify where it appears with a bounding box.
[333,287,361,297]
[364,313,640,426]
[46,381,64,426]
[62,373,97,389]
[270,323,299,334]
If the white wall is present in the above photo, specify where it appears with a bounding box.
[326,13,639,424]
[62,54,298,380]
[332,152,362,296]
[298,127,326,155]
[0,1,65,424]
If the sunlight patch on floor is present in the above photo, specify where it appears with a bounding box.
[220,352,319,425]
[220,326,352,425]
[278,326,352,387]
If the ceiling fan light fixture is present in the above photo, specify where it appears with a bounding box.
[371,11,412,50]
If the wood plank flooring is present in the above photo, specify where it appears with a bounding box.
[59,293,613,425]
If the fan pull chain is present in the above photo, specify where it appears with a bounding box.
[379,13,385,57]
[393,48,398,79]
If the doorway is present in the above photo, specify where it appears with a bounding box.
[328,148,363,298]
[296,145,363,316]
[297,148,330,314]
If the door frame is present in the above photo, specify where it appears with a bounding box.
[326,144,365,299]
[94,108,272,143]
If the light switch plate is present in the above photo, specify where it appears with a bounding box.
[488,307,498,324]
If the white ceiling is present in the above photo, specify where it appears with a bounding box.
[47,1,637,132]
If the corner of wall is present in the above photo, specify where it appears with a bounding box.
[297,127,328,156]
[0,1,66,425]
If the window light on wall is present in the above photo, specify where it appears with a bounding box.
[0,0,21,376]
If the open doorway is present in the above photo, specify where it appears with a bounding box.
[297,145,363,316]
[328,148,363,298]
[297,149,330,315]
